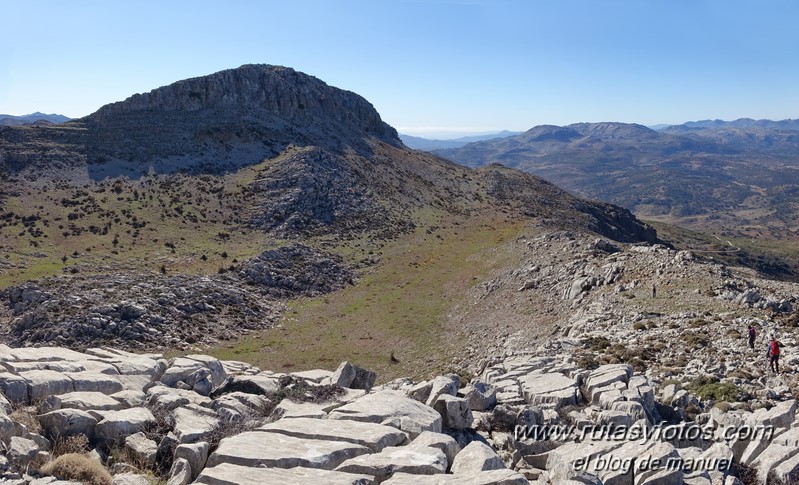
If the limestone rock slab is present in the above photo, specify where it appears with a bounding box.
[336,444,447,480]
[258,416,407,452]
[517,372,578,407]
[195,462,374,485]
[383,469,529,484]
[329,390,442,438]
[206,431,371,470]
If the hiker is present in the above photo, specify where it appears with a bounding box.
[652,284,656,299]
[748,325,756,350]
[767,335,781,373]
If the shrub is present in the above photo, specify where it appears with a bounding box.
[633,322,646,331]
[584,336,611,351]
[41,453,112,485]
[680,331,709,348]
[53,435,90,456]
[713,401,733,412]
[687,376,746,402]
[575,352,599,370]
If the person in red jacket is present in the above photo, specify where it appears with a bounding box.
[748,325,756,350]
[767,335,781,373]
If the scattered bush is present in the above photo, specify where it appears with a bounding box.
[713,401,732,412]
[680,331,710,348]
[575,352,599,370]
[53,435,90,456]
[633,322,646,331]
[584,336,611,351]
[41,453,112,485]
[687,376,746,402]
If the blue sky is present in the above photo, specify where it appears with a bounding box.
[2,0,798,138]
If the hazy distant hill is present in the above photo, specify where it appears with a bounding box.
[435,120,799,239]
[400,130,522,150]
[0,112,71,126]
[675,118,799,131]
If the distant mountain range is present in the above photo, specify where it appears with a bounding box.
[434,119,799,239]
[0,112,71,126]
[399,131,522,150]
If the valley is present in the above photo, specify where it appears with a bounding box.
[2,64,799,484]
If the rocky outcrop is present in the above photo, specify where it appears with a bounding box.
[1,336,799,484]
[0,344,532,484]
[2,244,352,351]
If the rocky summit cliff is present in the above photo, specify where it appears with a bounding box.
[84,64,401,163]
[0,64,400,175]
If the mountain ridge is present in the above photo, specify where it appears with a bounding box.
[434,119,799,243]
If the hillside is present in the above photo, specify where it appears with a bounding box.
[435,121,799,265]
[0,64,655,380]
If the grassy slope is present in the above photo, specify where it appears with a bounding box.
[208,211,527,382]
[648,220,799,282]
[0,156,294,287]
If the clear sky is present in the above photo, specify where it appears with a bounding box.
[2,0,798,138]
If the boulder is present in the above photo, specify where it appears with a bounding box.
[425,375,460,407]
[461,382,497,411]
[291,369,334,383]
[38,408,97,441]
[384,468,529,484]
[408,431,461,466]
[112,390,147,408]
[331,361,376,392]
[7,436,39,468]
[408,381,433,403]
[433,395,473,430]
[64,372,124,394]
[171,404,221,444]
[174,441,210,482]
[0,373,28,404]
[584,364,632,400]
[112,473,152,485]
[270,399,328,420]
[750,428,799,484]
[125,432,158,468]
[450,441,506,475]
[44,391,124,412]
[168,457,192,485]
[94,407,156,446]
[211,374,280,396]
[147,386,211,411]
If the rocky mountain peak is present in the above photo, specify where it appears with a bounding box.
[91,65,397,143]
[72,64,400,166]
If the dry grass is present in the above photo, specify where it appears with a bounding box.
[41,453,112,485]
[9,405,42,434]
[52,435,90,456]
